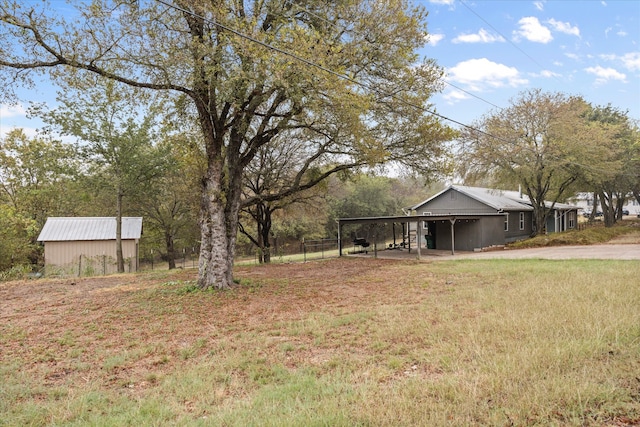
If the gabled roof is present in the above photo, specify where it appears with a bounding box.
[410,185,533,212]
[410,185,578,212]
[37,217,143,242]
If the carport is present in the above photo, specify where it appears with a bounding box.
[337,213,505,258]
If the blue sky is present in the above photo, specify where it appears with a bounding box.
[421,0,640,126]
[1,0,638,138]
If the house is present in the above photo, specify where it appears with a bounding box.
[37,217,143,276]
[570,192,640,216]
[407,185,579,252]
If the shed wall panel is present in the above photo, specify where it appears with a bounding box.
[44,240,139,275]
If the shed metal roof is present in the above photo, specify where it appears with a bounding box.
[410,185,578,212]
[37,217,143,242]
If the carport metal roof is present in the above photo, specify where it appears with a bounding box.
[337,213,505,258]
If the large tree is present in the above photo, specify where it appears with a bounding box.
[581,105,638,226]
[0,129,79,268]
[0,128,79,228]
[459,89,592,236]
[1,0,454,288]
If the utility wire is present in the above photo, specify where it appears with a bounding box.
[154,0,635,178]
[155,0,500,139]
[457,0,564,85]
[292,2,503,111]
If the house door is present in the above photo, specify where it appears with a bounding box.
[425,221,436,249]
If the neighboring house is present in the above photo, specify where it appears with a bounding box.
[570,192,640,216]
[37,217,143,276]
[408,185,578,252]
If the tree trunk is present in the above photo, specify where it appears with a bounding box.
[165,231,176,270]
[589,192,598,222]
[254,203,273,264]
[615,193,625,220]
[598,190,616,227]
[197,159,232,289]
[116,188,124,273]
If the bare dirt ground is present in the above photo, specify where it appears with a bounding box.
[0,258,428,392]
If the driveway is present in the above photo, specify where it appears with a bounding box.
[437,244,640,260]
[357,244,640,261]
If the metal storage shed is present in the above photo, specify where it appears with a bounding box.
[38,217,143,276]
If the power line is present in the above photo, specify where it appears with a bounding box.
[153,0,636,179]
[155,0,500,138]
[457,0,564,85]
[291,2,504,111]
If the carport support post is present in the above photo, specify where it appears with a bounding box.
[374,232,378,258]
[338,222,342,257]
[416,218,422,260]
[449,218,456,255]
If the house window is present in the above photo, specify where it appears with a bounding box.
[504,214,509,232]
[423,212,431,229]
[568,211,576,229]
[519,212,525,230]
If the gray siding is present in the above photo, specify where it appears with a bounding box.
[428,217,504,252]
[505,211,532,242]
[415,188,497,215]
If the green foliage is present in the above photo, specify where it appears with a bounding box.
[580,105,639,226]
[0,205,40,271]
[0,264,31,281]
[325,174,411,238]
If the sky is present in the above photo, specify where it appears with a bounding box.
[420,0,640,127]
[0,0,639,139]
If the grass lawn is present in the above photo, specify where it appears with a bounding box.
[1,257,639,426]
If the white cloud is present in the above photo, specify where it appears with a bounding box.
[452,28,505,44]
[0,103,27,118]
[621,52,640,71]
[447,58,528,92]
[564,52,580,61]
[1,124,39,139]
[547,19,580,37]
[514,17,553,43]
[535,70,561,78]
[0,104,41,139]
[426,33,445,46]
[585,66,626,85]
[429,0,455,4]
[600,52,640,72]
[534,1,545,11]
[442,89,470,103]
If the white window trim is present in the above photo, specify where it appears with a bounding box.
[519,212,525,230]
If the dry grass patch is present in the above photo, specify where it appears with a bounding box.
[1,258,639,426]
[510,219,640,248]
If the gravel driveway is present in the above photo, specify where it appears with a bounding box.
[358,244,640,261]
[438,244,640,260]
